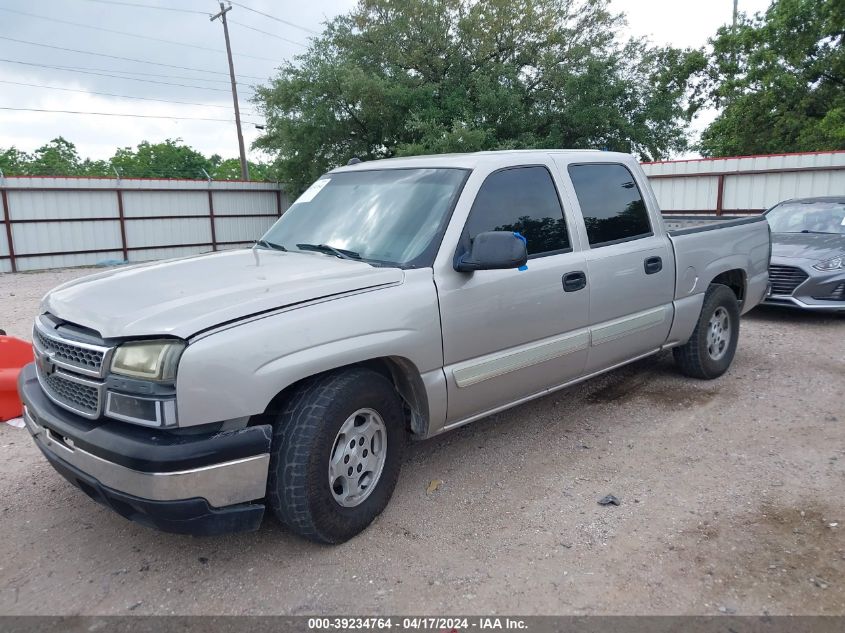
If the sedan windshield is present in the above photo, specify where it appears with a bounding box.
[259,168,468,267]
[765,201,845,235]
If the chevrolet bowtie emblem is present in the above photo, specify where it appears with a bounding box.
[35,349,56,376]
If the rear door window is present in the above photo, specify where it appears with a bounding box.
[568,164,652,247]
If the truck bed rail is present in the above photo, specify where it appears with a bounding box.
[665,214,767,235]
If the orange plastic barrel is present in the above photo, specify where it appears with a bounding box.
[0,335,34,422]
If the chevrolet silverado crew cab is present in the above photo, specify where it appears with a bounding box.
[19,150,771,543]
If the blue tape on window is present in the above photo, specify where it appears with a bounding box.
[514,232,528,271]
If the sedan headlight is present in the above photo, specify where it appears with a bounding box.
[814,256,844,271]
[110,340,185,381]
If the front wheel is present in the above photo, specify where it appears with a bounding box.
[267,368,405,543]
[673,283,740,380]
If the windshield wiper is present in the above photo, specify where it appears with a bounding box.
[296,243,362,260]
[254,239,287,252]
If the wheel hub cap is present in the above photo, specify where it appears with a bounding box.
[706,306,731,361]
[328,408,387,508]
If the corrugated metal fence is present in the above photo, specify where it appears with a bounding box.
[642,150,845,216]
[0,177,289,272]
[3,151,844,272]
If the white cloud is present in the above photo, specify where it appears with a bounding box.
[614,0,772,49]
[0,0,353,161]
[0,0,773,162]
[612,0,773,156]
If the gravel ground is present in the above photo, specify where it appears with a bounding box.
[0,268,843,616]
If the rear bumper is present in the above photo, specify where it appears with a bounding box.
[18,364,272,535]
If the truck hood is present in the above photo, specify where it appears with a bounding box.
[42,249,404,339]
[771,232,845,262]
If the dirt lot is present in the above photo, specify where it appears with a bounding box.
[0,268,843,616]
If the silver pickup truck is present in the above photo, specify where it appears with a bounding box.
[18,150,770,543]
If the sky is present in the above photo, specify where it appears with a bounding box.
[0,0,774,167]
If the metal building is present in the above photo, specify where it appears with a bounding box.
[642,150,845,215]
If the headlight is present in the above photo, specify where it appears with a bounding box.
[814,256,844,271]
[110,340,185,381]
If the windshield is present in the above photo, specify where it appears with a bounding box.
[765,201,845,235]
[259,168,468,266]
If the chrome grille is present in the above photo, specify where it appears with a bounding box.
[768,265,809,296]
[39,368,102,417]
[33,328,105,373]
[33,317,111,419]
[33,319,111,378]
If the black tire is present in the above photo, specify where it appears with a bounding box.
[267,368,405,543]
[673,283,741,380]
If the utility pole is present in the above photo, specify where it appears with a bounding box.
[211,2,249,180]
[729,0,740,87]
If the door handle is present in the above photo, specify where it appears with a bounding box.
[562,271,587,292]
[644,256,663,275]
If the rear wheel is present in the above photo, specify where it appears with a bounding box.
[673,283,740,379]
[267,368,405,543]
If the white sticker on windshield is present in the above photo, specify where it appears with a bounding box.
[295,178,330,204]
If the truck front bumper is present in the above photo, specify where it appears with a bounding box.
[18,364,272,535]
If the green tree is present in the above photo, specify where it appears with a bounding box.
[27,137,84,176]
[0,147,32,175]
[79,158,112,177]
[0,136,280,180]
[110,139,213,179]
[254,0,705,194]
[211,157,275,181]
[700,0,845,156]
[2,138,110,176]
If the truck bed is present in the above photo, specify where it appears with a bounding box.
[664,214,770,314]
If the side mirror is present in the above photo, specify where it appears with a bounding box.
[455,231,528,272]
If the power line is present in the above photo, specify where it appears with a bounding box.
[229,1,319,35]
[0,80,259,115]
[0,7,281,63]
[78,0,208,15]
[0,58,246,86]
[3,59,246,84]
[229,19,307,48]
[81,0,321,43]
[0,35,267,81]
[0,58,250,93]
[0,106,262,124]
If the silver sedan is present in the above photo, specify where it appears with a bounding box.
[764,197,845,312]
